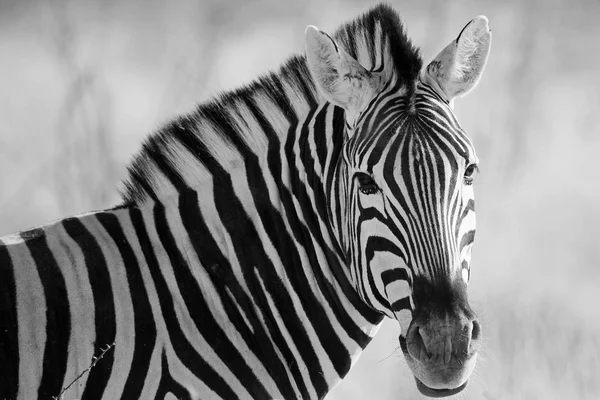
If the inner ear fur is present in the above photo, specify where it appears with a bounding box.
[423,16,492,103]
[305,25,380,114]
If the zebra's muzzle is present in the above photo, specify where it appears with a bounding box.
[400,294,481,396]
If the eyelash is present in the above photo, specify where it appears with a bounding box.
[356,172,380,195]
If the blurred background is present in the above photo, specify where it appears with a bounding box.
[1,0,599,398]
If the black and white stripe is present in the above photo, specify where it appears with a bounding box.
[0,4,482,399]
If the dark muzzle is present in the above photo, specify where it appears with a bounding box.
[403,301,481,396]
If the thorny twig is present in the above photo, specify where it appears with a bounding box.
[52,342,116,400]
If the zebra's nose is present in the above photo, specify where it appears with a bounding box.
[406,313,481,365]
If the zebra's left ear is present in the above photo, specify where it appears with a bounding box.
[305,25,378,114]
[423,16,491,104]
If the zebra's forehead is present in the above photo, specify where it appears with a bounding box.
[353,95,478,173]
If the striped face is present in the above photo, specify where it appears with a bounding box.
[306,13,490,395]
[341,83,478,331]
[339,82,481,396]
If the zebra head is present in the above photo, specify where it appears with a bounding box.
[306,11,491,397]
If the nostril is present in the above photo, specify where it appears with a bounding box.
[415,328,433,361]
[471,320,481,341]
[406,325,431,362]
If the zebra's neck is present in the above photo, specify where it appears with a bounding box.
[118,54,378,317]
[112,54,385,396]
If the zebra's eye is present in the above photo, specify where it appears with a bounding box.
[464,164,478,185]
[356,172,379,195]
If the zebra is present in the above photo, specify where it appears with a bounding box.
[0,4,491,400]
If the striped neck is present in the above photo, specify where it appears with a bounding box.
[114,51,386,394]
[118,52,379,313]
[127,54,389,392]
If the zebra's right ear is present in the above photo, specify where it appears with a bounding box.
[423,16,491,105]
[305,25,377,113]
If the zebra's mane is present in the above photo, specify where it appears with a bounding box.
[120,4,422,206]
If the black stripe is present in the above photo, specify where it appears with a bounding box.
[0,243,19,399]
[288,106,383,342]
[212,183,330,396]
[168,116,310,397]
[421,126,464,269]
[353,80,397,147]
[248,94,348,395]
[95,211,157,399]
[324,107,346,253]
[456,199,475,239]
[146,133,188,190]
[178,189,299,399]
[417,106,469,159]
[126,164,159,203]
[459,199,475,224]
[24,229,71,399]
[190,101,330,394]
[381,268,410,287]
[391,297,411,312]
[459,230,476,252]
[254,110,356,381]
[130,206,237,399]
[153,202,271,399]
[312,105,329,171]
[416,135,445,276]
[325,195,386,325]
[198,118,329,393]
[245,98,379,380]
[427,135,452,275]
[153,349,192,400]
[263,73,297,122]
[404,131,439,279]
[362,236,397,311]
[380,131,421,274]
[282,57,318,110]
[62,218,116,400]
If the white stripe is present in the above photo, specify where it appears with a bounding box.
[44,222,96,398]
[11,239,46,399]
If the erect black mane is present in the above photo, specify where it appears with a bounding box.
[334,4,422,88]
[120,4,422,206]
